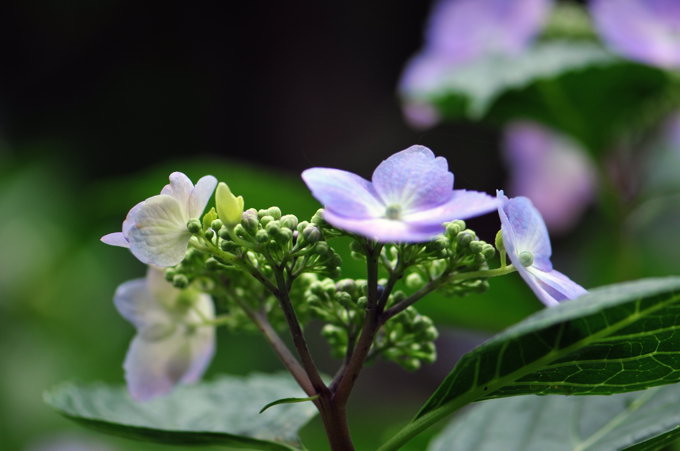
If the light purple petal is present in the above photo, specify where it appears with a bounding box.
[498,192,552,268]
[426,0,553,57]
[528,267,588,301]
[302,168,384,218]
[127,195,191,267]
[371,145,453,211]
[503,121,596,233]
[187,175,218,219]
[113,277,169,329]
[181,293,216,383]
[100,232,129,248]
[404,189,498,226]
[323,209,444,242]
[161,172,194,207]
[591,0,680,68]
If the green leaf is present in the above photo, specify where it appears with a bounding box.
[429,384,680,451]
[378,277,680,450]
[259,395,320,414]
[414,40,679,153]
[44,373,317,450]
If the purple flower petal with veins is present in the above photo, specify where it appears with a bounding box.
[591,0,680,69]
[503,121,596,233]
[114,267,215,401]
[498,191,587,307]
[302,145,498,242]
[101,172,217,267]
[400,0,553,127]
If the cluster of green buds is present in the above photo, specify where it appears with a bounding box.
[373,306,438,370]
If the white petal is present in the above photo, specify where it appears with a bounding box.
[161,172,194,209]
[127,195,191,267]
[113,278,169,328]
[187,175,218,219]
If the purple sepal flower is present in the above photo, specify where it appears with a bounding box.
[101,172,217,267]
[503,121,596,233]
[400,0,553,127]
[302,145,498,242]
[591,0,680,69]
[498,191,587,307]
[114,267,215,401]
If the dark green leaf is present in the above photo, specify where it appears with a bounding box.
[379,277,680,450]
[259,395,320,414]
[45,373,317,450]
[429,384,680,451]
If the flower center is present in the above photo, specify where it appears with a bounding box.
[518,251,534,267]
[384,204,402,220]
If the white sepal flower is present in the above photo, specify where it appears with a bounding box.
[114,267,215,401]
[101,172,217,267]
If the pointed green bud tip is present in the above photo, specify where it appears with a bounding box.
[216,182,245,227]
[495,230,505,253]
[202,207,218,230]
[187,218,202,234]
[518,250,534,267]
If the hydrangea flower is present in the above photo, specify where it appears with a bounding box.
[114,267,215,401]
[503,121,596,233]
[302,145,498,242]
[400,0,553,127]
[497,191,587,306]
[101,172,217,267]
[590,0,680,69]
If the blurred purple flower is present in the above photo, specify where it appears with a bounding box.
[590,0,680,68]
[302,145,498,242]
[503,121,596,233]
[498,191,587,307]
[114,267,215,401]
[101,172,217,267]
[400,0,553,127]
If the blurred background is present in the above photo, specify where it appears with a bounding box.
[2,0,680,449]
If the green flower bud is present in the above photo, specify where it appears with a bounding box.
[260,215,275,227]
[405,273,424,290]
[255,229,269,243]
[267,206,282,220]
[311,209,325,226]
[335,279,356,294]
[495,230,505,254]
[218,226,232,240]
[241,208,259,234]
[164,268,176,282]
[215,182,244,227]
[186,218,202,234]
[403,359,421,371]
[469,240,484,254]
[205,257,222,270]
[280,214,299,230]
[172,274,189,288]
[220,240,239,253]
[296,221,310,233]
[445,220,465,237]
[518,250,534,267]
[315,242,329,255]
[210,219,223,231]
[302,225,321,243]
[456,230,475,248]
[482,244,496,260]
[204,229,215,240]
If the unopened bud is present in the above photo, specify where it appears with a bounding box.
[172,274,189,288]
[187,219,202,234]
[405,273,424,290]
[518,250,534,267]
[302,225,321,243]
[215,182,244,227]
[495,230,505,254]
[210,219,223,231]
[280,214,298,230]
[266,206,282,220]
[456,230,474,248]
[241,208,259,234]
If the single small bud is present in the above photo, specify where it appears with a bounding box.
[267,206,282,220]
[164,268,176,282]
[210,219,223,231]
[204,229,215,240]
[456,230,474,248]
[187,219,202,234]
[205,257,222,270]
[311,209,325,226]
[495,230,505,254]
[255,229,269,243]
[302,225,321,243]
[280,214,299,230]
[469,240,484,254]
[336,279,356,294]
[405,273,424,290]
[172,274,189,288]
[220,239,239,253]
[241,208,259,234]
[518,250,534,267]
[315,241,329,255]
[215,182,244,227]
[260,215,275,227]
[482,244,496,260]
[218,226,231,240]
